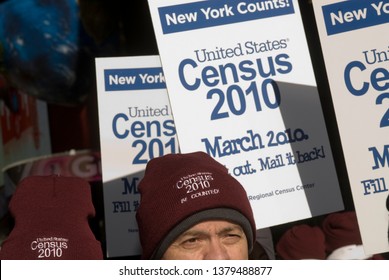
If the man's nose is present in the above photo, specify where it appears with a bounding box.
[204,239,230,260]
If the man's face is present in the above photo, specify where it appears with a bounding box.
[161,220,249,260]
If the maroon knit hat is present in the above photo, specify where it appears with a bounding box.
[321,211,362,253]
[276,224,326,259]
[0,175,103,260]
[135,152,256,259]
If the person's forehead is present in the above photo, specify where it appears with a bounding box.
[182,220,244,235]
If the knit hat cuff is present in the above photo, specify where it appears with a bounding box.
[151,208,254,259]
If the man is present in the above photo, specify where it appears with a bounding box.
[136,151,256,260]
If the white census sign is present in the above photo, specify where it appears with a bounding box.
[95,55,178,257]
[148,0,344,227]
[313,0,389,255]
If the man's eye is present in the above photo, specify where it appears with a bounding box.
[185,238,198,243]
[224,234,241,244]
[181,238,200,249]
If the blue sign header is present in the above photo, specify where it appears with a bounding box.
[322,0,389,35]
[158,0,295,34]
[104,67,166,91]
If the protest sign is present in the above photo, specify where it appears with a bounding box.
[313,0,389,254]
[95,55,178,257]
[148,0,344,227]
